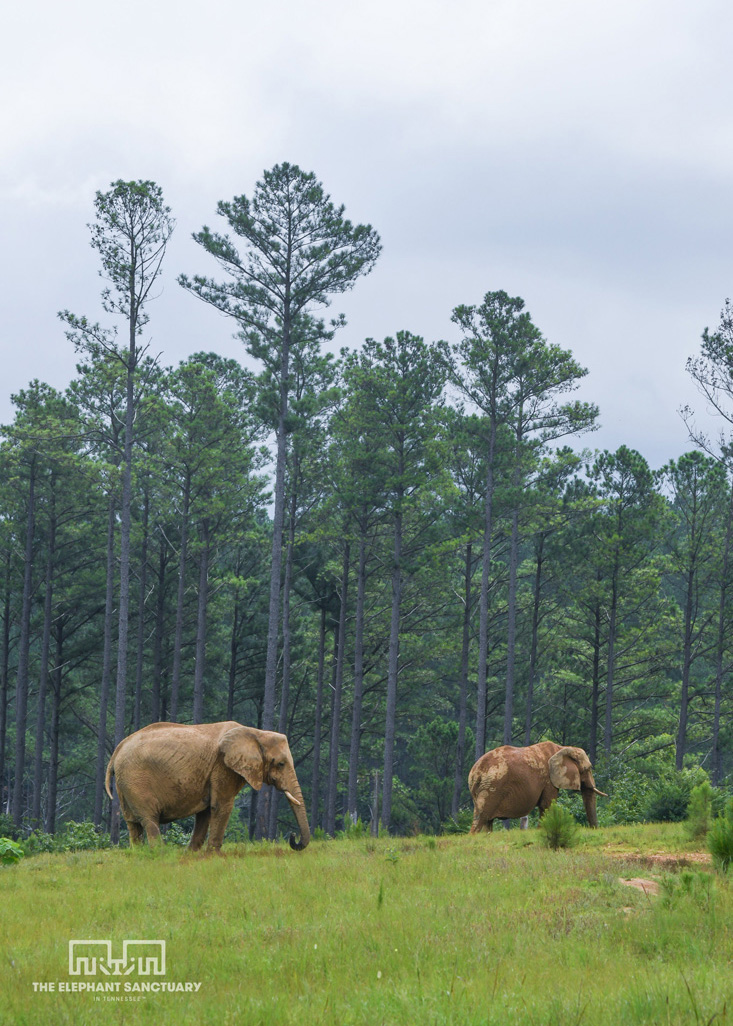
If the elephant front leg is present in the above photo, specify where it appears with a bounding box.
[206,799,235,853]
[189,809,211,851]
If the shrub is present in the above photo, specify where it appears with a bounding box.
[645,774,695,822]
[708,798,733,875]
[684,781,714,841]
[22,830,57,856]
[0,837,24,865]
[22,821,111,856]
[442,809,473,834]
[164,822,192,846]
[0,814,21,841]
[60,821,111,851]
[337,817,369,840]
[538,802,578,850]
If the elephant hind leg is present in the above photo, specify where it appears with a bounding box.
[141,816,162,846]
[127,822,144,846]
[189,809,211,851]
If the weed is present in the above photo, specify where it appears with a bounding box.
[708,798,733,874]
[538,802,579,849]
[684,781,714,842]
[0,837,24,865]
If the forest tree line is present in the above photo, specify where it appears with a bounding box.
[1,166,732,841]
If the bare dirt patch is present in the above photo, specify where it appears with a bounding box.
[603,849,711,871]
[619,877,660,896]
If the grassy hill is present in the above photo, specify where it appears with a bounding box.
[1,825,730,1025]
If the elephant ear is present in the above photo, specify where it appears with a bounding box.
[219,727,264,790]
[548,748,583,791]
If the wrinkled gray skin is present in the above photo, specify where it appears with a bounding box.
[106,721,310,852]
[469,741,607,833]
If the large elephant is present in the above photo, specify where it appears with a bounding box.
[468,741,606,832]
[105,721,310,853]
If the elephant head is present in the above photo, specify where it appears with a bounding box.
[548,746,607,828]
[219,727,310,850]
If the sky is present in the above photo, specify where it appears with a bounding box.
[2,0,732,468]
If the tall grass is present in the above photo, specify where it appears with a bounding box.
[1,826,731,1025]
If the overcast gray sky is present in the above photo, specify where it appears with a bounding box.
[3,0,732,467]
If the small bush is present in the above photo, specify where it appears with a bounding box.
[337,817,369,840]
[165,822,192,846]
[708,798,733,875]
[538,802,578,850]
[645,774,695,822]
[22,830,57,856]
[684,781,714,841]
[442,809,473,834]
[0,814,21,841]
[61,821,111,851]
[0,837,24,865]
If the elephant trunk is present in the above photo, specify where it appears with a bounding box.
[284,779,310,851]
[582,788,598,828]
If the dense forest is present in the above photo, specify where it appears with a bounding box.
[1,165,732,842]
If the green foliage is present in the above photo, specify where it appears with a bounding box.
[442,809,473,834]
[0,837,24,865]
[659,869,713,910]
[684,781,715,841]
[538,801,579,849]
[708,798,733,874]
[0,814,21,841]
[337,817,369,840]
[22,821,111,856]
[645,768,709,823]
[164,822,192,846]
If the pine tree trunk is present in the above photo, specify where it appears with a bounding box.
[452,540,472,815]
[151,532,168,724]
[524,534,544,746]
[503,506,521,745]
[12,458,36,829]
[227,585,240,721]
[382,493,403,832]
[32,490,56,825]
[326,541,350,835]
[712,483,733,785]
[310,606,327,834]
[347,528,368,822]
[475,419,497,758]
[0,549,12,812]
[111,340,137,843]
[262,311,291,733]
[270,495,297,839]
[46,625,63,833]
[604,570,619,758]
[589,599,601,764]
[94,492,117,827]
[503,420,524,746]
[675,565,696,770]
[192,520,210,725]
[133,488,150,731]
[170,473,191,723]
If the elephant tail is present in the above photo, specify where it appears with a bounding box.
[105,755,115,800]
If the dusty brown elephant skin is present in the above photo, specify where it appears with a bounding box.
[105,721,310,853]
[468,741,607,833]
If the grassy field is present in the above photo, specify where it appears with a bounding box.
[1,825,730,1025]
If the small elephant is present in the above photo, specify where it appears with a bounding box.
[468,741,607,832]
[105,721,310,852]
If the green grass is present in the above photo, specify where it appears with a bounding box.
[1,825,731,1025]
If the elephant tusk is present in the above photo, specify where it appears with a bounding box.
[284,790,301,806]
[594,787,609,797]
